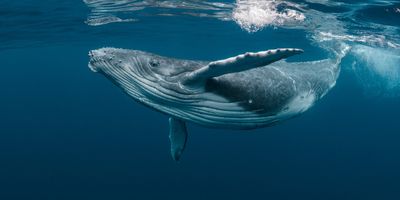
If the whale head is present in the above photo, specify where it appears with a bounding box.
[88,47,210,109]
[89,48,204,79]
[89,48,154,73]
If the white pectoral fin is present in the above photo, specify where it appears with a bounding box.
[169,117,188,161]
[183,48,303,85]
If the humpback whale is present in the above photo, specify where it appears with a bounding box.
[88,47,343,161]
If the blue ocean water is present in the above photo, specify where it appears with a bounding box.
[1,0,400,199]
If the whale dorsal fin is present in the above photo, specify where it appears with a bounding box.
[183,48,303,85]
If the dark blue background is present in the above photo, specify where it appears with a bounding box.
[1,0,400,199]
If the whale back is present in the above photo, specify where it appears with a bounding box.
[206,59,338,115]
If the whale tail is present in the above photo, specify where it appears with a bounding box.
[334,43,351,64]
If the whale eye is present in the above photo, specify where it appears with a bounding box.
[149,59,160,67]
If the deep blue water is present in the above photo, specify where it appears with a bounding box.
[1,0,400,199]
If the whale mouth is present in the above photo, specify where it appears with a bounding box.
[88,48,113,73]
[88,50,98,72]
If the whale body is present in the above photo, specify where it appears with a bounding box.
[88,47,342,160]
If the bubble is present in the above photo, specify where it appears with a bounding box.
[232,0,305,32]
[350,45,400,97]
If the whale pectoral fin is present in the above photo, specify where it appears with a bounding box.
[183,48,303,85]
[169,117,188,161]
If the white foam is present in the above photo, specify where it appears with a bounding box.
[232,0,305,32]
[351,45,400,96]
[315,32,400,49]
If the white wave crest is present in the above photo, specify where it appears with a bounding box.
[315,32,400,49]
[232,0,305,32]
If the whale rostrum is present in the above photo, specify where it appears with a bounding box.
[88,47,341,161]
